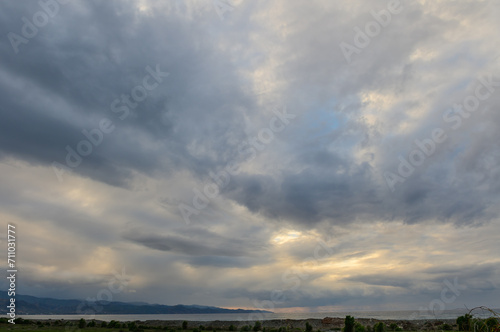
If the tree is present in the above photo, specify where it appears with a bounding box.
[78,318,86,329]
[345,316,355,332]
[254,322,262,332]
[306,322,313,332]
[229,325,237,331]
[182,321,188,330]
[457,314,472,331]
[108,320,119,328]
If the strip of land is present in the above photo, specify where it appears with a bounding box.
[2,317,461,331]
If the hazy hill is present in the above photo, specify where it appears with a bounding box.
[0,294,272,315]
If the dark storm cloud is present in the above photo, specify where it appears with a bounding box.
[2,0,497,227]
[0,0,253,186]
[122,229,264,258]
[209,1,499,228]
[225,160,491,227]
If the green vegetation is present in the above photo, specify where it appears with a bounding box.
[457,314,472,331]
[355,322,366,332]
[344,316,355,332]
[0,309,499,332]
[373,322,386,332]
[485,317,500,330]
[440,323,452,331]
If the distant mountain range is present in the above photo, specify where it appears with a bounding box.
[0,295,272,315]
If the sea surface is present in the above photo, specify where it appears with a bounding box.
[21,309,497,322]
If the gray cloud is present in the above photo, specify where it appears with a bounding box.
[1,0,499,311]
[122,228,266,259]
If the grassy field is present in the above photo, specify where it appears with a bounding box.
[0,325,121,332]
[0,314,497,332]
[0,324,169,332]
[0,325,430,332]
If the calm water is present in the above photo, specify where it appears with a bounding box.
[22,309,496,322]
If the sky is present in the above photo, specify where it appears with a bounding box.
[1,0,500,315]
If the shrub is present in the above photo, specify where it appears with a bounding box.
[441,323,452,331]
[486,317,499,330]
[355,322,366,332]
[254,321,262,332]
[78,318,87,329]
[306,322,313,332]
[108,320,120,328]
[128,321,138,331]
[374,322,386,332]
[14,318,24,324]
[457,314,472,331]
[229,325,237,331]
